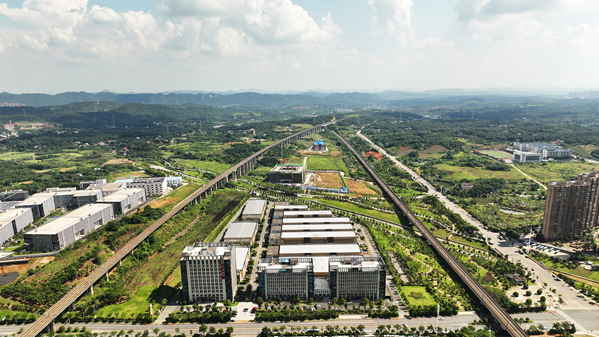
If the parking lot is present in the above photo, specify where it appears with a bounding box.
[231,302,258,321]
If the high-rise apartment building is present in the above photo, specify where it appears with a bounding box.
[542,177,594,241]
[180,243,237,303]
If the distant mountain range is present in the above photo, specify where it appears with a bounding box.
[0,88,570,107]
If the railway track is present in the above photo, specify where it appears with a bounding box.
[332,131,527,337]
[21,122,334,337]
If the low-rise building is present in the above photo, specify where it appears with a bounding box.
[0,201,21,213]
[269,164,305,184]
[96,188,146,215]
[281,224,354,232]
[235,246,250,280]
[241,199,266,220]
[85,182,127,197]
[0,208,34,245]
[128,177,168,196]
[277,243,362,257]
[79,179,107,190]
[512,151,542,163]
[283,210,332,218]
[329,257,386,300]
[166,176,183,187]
[53,189,103,209]
[180,243,237,303]
[281,217,352,225]
[258,258,314,301]
[280,231,357,244]
[273,204,308,219]
[223,221,258,244]
[24,203,114,251]
[0,190,29,202]
[16,193,57,218]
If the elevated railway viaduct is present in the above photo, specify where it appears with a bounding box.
[331,131,527,337]
[21,122,331,337]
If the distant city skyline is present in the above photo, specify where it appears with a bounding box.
[1,0,599,94]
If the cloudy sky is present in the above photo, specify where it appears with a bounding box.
[1,0,598,93]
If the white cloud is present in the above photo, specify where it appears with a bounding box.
[0,0,341,63]
[368,0,413,30]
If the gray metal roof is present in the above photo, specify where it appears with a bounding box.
[281,231,356,238]
[0,201,20,212]
[242,199,266,216]
[274,205,309,211]
[279,243,361,255]
[283,210,332,217]
[282,217,352,224]
[224,221,258,239]
[281,224,353,231]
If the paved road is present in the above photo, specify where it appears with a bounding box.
[357,130,599,335]
[0,312,570,335]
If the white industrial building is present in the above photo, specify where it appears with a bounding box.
[279,231,357,244]
[53,189,103,209]
[277,243,362,257]
[85,182,127,197]
[128,177,168,196]
[24,203,114,251]
[281,224,354,232]
[241,199,267,220]
[283,210,332,218]
[281,217,352,225]
[512,142,573,161]
[0,208,34,245]
[223,221,258,244]
[96,188,146,215]
[16,193,57,218]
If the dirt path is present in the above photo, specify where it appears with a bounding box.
[509,164,547,190]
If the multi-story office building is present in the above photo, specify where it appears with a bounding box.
[512,142,573,160]
[128,177,168,196]
[258,258,314,301]
[329,257,386,301]
[542,180,592,241]
[180,243,237,303]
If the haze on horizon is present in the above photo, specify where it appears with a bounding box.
[1,0,599,94]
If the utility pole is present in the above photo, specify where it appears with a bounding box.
[436,304,440,335]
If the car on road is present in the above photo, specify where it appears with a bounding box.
[275,320,281,323]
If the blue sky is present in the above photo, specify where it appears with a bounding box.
[0,0,599,93]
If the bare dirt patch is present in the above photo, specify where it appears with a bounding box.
[330,151,340,157]
[311,172,343,189]
[365,151,383,160]
[102,159,136,166]
[345,178,378,196]
[397,146,416,156]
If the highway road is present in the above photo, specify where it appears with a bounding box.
[357,130,599,335]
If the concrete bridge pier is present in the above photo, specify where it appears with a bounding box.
[89,285,94,295]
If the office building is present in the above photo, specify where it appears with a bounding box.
[241,199,266,220]
[512,151,542,163]
[16,193,56,218]
[0,208,34,245]
[258,258,314,301]
[269,164,305,184]
[24,203,114,251]
[180,243,237,303]
[128,177,168,196]
[166,176,183,187]
[329,257,386,301]
[96,188,146,215]
[223,221,258,244]
[512,142,573,160]
[85,182,127,197]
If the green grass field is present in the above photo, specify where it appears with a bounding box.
[0,152,36,160]
[313,198,410,226]
[401,286,437,306]
[434,163,522,181]
[478,150,513,159]
[518,162,599,183]
[94,285,178,318]
[307,155,349,175]
[535,256,599,282]
[172,159,232,174]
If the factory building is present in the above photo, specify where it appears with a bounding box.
[281,217,352,225]
[128,177,168,196]
[269,164,305,184]
[279,231,357,244]
[16,193,57,218]
[273,204,308,219]
[329,257,386,301]
[24,203,114,251]
[53,190,103,209]
[0,208,34,245]
[85,182,128,197]
[276,243,362,257]
[180,243,237,303]
[283,210,332,218]
[223,221,258,244]
[282,224,353,232]
[96,188,146,215]
[0,190,29,202]
[241,199,266,220]
[258,258,314,301]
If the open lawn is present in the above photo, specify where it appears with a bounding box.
[172,159,232,174]
[434,163,522,181]
[314,198,410,226]
[307,155,349,175]
[148,184,200,211]
[518,161,599,184]
[95,285,178,318]
[0,152,36,160]
[535,256,599,282]
[448,235,489,250]
[401,286,436,306]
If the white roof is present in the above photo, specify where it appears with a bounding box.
[312,257,330,274]
[278,244,361,255]
[28,217,81,235]
[284,210,332,217]
[274,205,309,210]
[111,188,145,196]
[281,231,356,239]
[97,194,130,203]
[224,221,258,239]
[243,199,266,216]
[282,224,353,231]
[282,217,351,224]
[54,190,102,197]
[18,193,55,205]
[235,247,249,271]
[0,208,31,226]
[61,203,112,218]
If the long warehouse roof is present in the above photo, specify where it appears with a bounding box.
[284,210,332,217]
[224,221,258,239]
[281,224,353,231]
[282,217,351,224]
[281,231,356,239]
[278,243,361,255]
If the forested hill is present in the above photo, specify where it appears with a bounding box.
[0,91,382,107]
